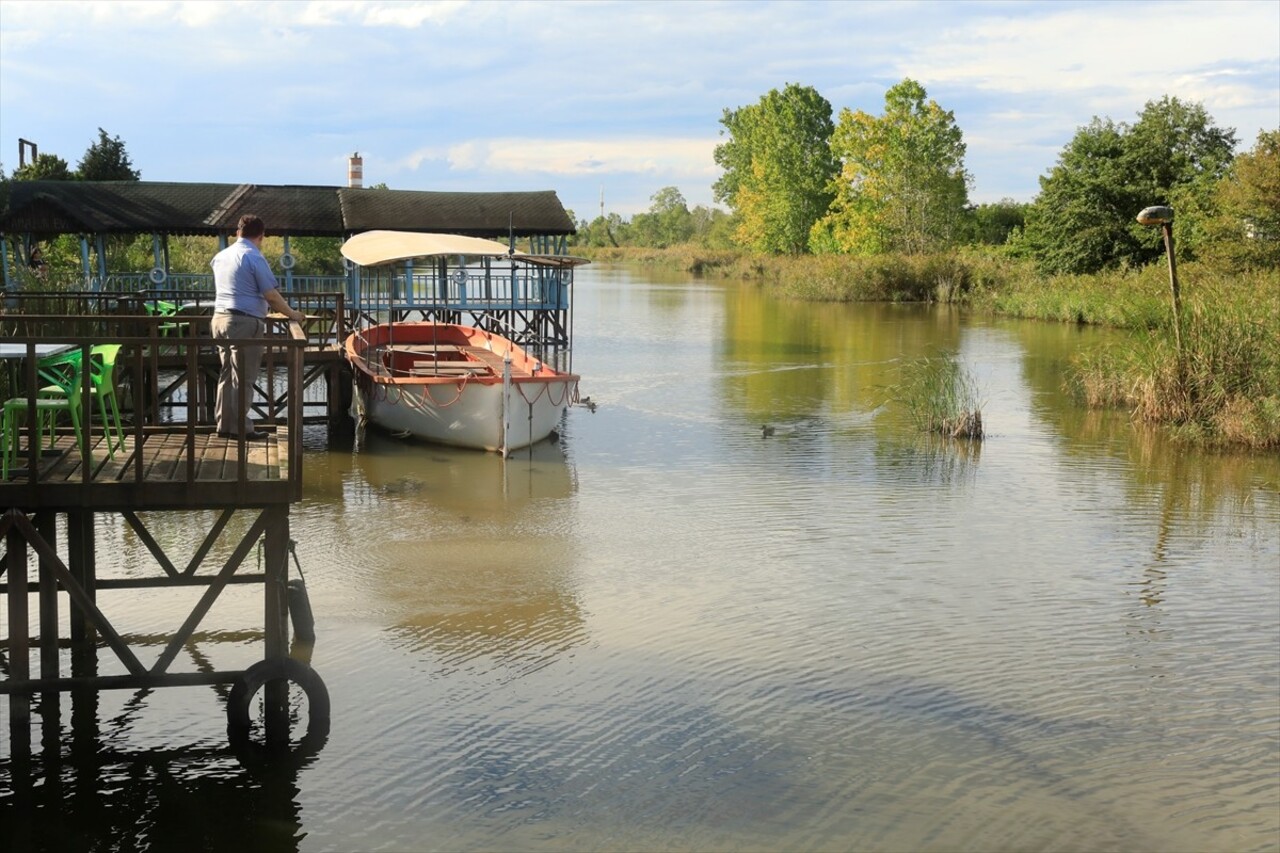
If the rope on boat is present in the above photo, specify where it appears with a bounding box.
[515,378,575,407]
[414,377,469,408]
[364,373,469,408]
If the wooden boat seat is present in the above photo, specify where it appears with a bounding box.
[387,345,465,355]
[408,363,491,376]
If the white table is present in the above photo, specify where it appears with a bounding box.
[1,343,78,476]
[0,343,76,360]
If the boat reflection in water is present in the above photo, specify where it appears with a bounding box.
[350,433,587,674]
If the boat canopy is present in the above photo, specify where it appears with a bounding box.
[341,230,589,268]
[341,231,511,266]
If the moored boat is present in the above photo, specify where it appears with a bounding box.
[340,232,585,453]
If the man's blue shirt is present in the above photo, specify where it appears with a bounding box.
[211,238,277,318]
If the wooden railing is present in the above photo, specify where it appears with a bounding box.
[0,317,309,507]
[1,290,350,346]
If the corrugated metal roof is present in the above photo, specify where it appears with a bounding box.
[1,181,576,238]
[337,188,575,236]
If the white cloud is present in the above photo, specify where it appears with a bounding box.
[397,138,720,179]
[903,2,1277,99]
[358,0,469,28]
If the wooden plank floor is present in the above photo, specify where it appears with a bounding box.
[5,428,284,484]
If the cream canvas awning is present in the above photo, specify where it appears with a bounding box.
[341,230,589,268]
[340,231,513,267]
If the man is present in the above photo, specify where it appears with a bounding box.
[210,214,305,439]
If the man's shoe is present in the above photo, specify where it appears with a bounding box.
[244,431,269,440]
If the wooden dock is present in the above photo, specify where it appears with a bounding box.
[1,318,330,760]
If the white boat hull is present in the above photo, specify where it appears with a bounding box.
[346,322,578,452]
[359,374,575,451]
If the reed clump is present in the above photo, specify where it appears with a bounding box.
[1068,268,1280,450]
[892,355,985,440]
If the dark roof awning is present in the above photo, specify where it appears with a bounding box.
[1,181,576,239]
[337,188,574,236]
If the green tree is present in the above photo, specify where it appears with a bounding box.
[11,152,73,181]
[1019,97,1236,274]
[713,83,837,254]
[690,205,736,249]
[284,236,346,275]
[1196,129,1280,270]
[965,199,1028,246]
[631,186,694,247]
[815,79,970,255]
[76,128,140,180]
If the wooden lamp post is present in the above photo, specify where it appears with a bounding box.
[1136,205,1184,372]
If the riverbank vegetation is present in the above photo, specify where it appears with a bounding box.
[567,94,1276,450]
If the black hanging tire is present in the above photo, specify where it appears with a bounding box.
[227,657,331,741]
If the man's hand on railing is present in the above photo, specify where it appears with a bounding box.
[264,289,306,325]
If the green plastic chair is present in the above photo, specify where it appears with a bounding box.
[87,344,126,454]
[37,345,126,457]
[2,381,84,479]
[145,300,180,336]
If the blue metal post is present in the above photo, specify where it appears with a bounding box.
[152,234,163,273]
[80,237,92,289]
[94,235,107,291]
[283,235,292,293]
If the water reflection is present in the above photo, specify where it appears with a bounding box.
[345,435,588,676]
[718,297,963,424]
[874,434,983,488]
[4,691,309,853]
[349,432,576,514]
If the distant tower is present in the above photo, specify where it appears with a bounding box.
[348,152,363,188]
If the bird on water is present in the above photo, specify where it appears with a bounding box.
[761,424,775,438]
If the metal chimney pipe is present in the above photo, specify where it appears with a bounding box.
[348,152,363,188]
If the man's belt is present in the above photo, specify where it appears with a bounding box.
[216,308,263,319]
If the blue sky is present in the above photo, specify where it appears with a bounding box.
[1,0,1277,222]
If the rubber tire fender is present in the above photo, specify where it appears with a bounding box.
[280,252,296,270]
[227,657,331,739]
[148,267,167,285]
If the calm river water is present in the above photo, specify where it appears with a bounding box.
[3,263,1279,852]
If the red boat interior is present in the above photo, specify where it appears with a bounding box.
[379,344,501,378]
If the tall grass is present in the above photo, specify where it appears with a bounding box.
[723,250,1019,304]
[573,245,741,275]
[577,245,1021,303]
[1069,269,1280,450]
[891,354,985,440]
